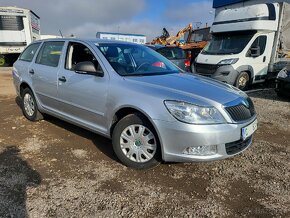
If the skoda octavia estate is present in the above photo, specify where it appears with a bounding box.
[12,39,257,169]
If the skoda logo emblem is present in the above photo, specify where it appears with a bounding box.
[242,99,250,108]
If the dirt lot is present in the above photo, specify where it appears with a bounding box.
[0,68,289,217]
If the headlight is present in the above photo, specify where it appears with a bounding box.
[164,101,225,124]
[218,58,239,65]
[277,68,289,79]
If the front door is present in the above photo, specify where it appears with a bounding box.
[244,33,275,82]
[57,41,109,133]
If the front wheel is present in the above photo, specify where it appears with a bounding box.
[112,114,160,169]
[21,88,43,121]
[235,71,250,91]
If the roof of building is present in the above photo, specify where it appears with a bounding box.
[96,32,146,37]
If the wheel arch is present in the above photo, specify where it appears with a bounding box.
[20,82,32,97]
[236,65,254,83]
[109,106,164,159]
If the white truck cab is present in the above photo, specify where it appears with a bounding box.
[195,2,290,90]
[0,7,40,67]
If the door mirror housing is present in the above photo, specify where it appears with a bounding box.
[74,61,104,77]
[250,46,261,57]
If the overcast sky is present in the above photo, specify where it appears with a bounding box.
[2,0,214,40]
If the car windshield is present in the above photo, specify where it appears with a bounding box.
[186,28,211,43]
[202,32,254,55]
[96,43,180,76]
[157,47,186,60]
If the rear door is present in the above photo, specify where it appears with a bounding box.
[32,41,65,111]
[56,41,109,133]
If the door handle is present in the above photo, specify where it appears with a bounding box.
[58,76,66,82]
[263,56,266,62]
[29,69,34,75]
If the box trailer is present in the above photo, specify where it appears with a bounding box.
[194,2,290,90]
[0,7,40,66]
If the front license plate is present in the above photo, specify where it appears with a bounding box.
[241,119,258,140]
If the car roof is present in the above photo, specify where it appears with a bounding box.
[32,38,141,46]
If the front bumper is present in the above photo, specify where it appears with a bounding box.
[153,117,256,162]
[194,63,239,85]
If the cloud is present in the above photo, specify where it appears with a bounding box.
[163,0,214,28]
[3,0,145,36]
[1,0,214,41]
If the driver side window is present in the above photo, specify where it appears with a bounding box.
[246,36,267,57]
[65,42,102,71]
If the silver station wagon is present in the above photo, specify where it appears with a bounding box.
[12,39,257,169]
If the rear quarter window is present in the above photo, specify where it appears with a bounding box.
[157,47,186,60]
[19,43,41,62]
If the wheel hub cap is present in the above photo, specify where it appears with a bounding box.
[134,139,143,147]
[23,93,35,117]
[120,124,157,163]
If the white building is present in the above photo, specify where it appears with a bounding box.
[96,32,146,44]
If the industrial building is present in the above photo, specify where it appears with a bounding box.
[96,32,146,44]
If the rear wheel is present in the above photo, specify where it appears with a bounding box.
[21,88,43,121]
[0,55,9,67]
[112,113,160,169]
[235,71,250,91]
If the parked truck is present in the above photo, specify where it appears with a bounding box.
[0,7,40,67]
[194,1,290,90]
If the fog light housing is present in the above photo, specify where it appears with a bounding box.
[183,145,217,156]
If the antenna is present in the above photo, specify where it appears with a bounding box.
[59,30,63,38]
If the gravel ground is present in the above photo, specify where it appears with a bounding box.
[0,68,289,217]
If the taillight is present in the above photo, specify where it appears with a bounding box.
[184,59,190,67]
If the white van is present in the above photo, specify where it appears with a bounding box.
[194,2,290,90]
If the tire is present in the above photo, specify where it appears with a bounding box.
[21,88,43,121]
[112,113,161,169]
[0,55,9,67]
[276,91,284,98]
[190,62,195,73]
[235,71,250,91]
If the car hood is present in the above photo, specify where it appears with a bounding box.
[124,73,245,106]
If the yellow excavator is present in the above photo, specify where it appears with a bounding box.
[148,23,211,71]
[148,24,193,46]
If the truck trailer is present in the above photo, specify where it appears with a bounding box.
[0,7,40,67]
[194,1,290,90]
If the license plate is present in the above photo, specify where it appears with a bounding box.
[241,119,258,140]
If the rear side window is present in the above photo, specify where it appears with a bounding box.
[36,41,64,67]
[157,47,186,60]
[19,43,41,62]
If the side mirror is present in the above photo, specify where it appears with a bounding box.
[75,61,104,77]
[250,46,261,57]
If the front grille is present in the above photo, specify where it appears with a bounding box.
[195,63,218,74]
[225,98,255,122]
[225,136,252,155]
